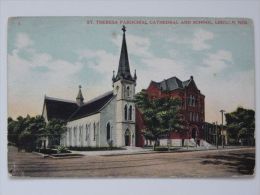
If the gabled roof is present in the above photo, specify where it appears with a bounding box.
[68,91,114,121]
[43,96,79,121]
[150,76,197,91]
[182,79,191,87]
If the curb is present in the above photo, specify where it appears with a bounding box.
[48,155,84,159]
[99,147,255,156]
[32,152,49,158]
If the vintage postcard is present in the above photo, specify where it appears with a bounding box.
[7,17,255,177]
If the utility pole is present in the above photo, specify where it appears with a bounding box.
[220,109,225,148]
[215,121,218,149]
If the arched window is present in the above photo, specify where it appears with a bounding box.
[93,122,96,141]
[124,105,128,120]
[79,125,82,142]
[66,128,69,146]
[189,95,192,106]
[73,127,76,138]
[128,105,132,120]
[73,126,77,144]
[85,124,88,141]
[106,122,111,140]
[126,86,130,97]
[68,127,71,146]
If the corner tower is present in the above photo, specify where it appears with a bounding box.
[112,25,137,147]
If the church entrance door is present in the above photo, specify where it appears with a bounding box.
[125,129,131,146]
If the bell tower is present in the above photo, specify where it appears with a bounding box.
[112,25,137,147]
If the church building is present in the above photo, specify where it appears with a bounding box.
[42,26,137,148]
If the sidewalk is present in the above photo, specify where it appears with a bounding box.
[69,145,254,156]
[70,146,153,156]
[163,145,254,153]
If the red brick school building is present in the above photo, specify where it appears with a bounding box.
[135,76,205,147]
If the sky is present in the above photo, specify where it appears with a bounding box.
[7,17,255,123]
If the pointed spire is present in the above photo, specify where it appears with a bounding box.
[112,70,116,82]
[76,85,84,106]
[134,69,137,81]
[114,25,134,82]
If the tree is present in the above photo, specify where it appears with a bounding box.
[7,115,66,151]
[225,107,255,145]
[135,90,186,149]
[13,115,31,149]
[44,119,67,146]
[8,117,16,144]
[13,115,46,151]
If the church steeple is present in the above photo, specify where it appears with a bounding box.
[113,25,134,83]
[112,26,136,147]
[76,85,84,106]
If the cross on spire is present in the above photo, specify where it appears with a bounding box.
[122,25,126,33]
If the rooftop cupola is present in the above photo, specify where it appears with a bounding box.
[76,85,84,106]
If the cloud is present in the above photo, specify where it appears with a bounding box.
[78,49,117,75]
[196,69,255,123]
[15,33,34,49]
[77,33,152,80]
[137,57,188,90]
[167,36,189,45]
[201,50,233,73]
[191,29,214,51]
[112,33,152,58]
[167,29,214,51]
[9,48,82,85]
[8,33,84,117]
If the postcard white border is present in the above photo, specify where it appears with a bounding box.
[0,0,259,195]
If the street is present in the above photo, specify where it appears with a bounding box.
[8,146,255,177]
